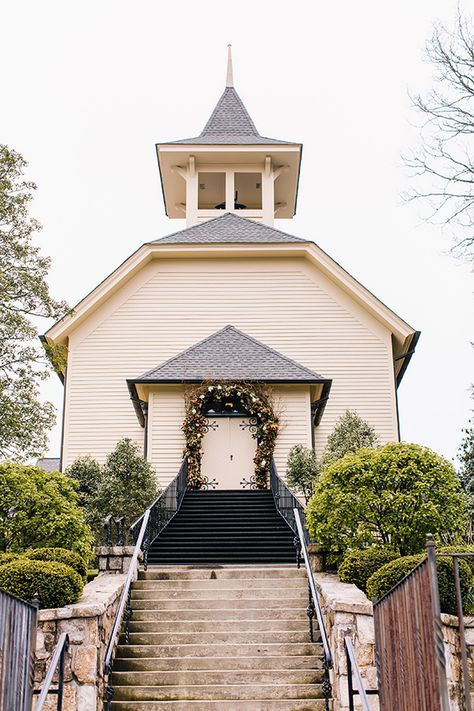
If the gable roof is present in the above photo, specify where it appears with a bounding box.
[151,212,308,245]
[165,87,296,146]
[129,325,329,384]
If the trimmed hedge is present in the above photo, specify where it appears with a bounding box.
[0,553,22,567]
[366,554,472,614]
[24,548,87,581]
[338,548,400,593]
[0,559,83,608]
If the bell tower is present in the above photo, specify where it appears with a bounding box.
[156,47,302,227]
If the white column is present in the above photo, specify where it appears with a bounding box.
[262,156,274,225]
[225,169,235,212]
[186,156,198,226]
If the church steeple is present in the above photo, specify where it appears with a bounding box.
[156,48,302,226]
[226,44,234,88]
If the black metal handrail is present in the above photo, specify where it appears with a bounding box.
[270,458,308,543]
[293,507,332,711]
[345,636,377,711]
[130,457,188,567]
[33,632,69,711]
[104,508,150,711]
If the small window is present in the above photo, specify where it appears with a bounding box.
[198,172,225,209]
[234,173,262,209]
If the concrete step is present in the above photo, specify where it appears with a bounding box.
[112,669,325,686]
[113,683,324,701]
[121,631,315,645]
[139,567,305,581]
[110,701,329,710]
[114,656,324,672]
[132,579,305,590]
[127,620,309,633]
[131,589,307,601]
[115,642,323,659]
[132,598,308,610]
[131,608,307,621]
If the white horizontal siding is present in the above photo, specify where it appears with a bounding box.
[62,257,397,468]
[149,387,186,488]
[272,386,312,477]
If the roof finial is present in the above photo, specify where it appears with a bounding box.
[226,44,234,88]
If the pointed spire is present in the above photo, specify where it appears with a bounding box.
[226,44,234,88]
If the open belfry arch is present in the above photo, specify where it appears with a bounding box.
[42,47,419,487]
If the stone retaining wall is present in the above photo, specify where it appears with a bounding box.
[34,573,126,711]
[442,612,474,710]
[314,573,379,711]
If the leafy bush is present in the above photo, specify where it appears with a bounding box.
[0,553,21,567]
[89,439,159,542]
[306,443,466,561]
[338,548,399,593]
[24,548,87,581]
[66,455,103,511]
[323,410,378,466]
[366,554,472,614]
[286,445,320,503]
[0,559,83,608]
[0,462,93,558]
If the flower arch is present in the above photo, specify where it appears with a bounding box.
[182,382,279,489]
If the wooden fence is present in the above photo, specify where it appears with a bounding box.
[0,587,37,711]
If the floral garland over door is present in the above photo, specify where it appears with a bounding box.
[182,382,279,489]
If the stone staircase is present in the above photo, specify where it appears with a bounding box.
[111,565,329,710]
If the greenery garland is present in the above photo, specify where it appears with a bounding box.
[182,382,279,489]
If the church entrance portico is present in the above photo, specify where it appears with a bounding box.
[201,415,257,489]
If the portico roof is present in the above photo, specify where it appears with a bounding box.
[129,325,330,385]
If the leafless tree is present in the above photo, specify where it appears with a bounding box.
[405,10,474,260]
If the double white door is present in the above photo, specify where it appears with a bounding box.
[201,417,257,489]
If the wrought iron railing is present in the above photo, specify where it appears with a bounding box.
[270,458,308,545]
[104,459,188,708]
[130,457,188,568]
[345,636,377,711]
[0,587,38,711]
[293,508,332,711]
[104,508,150,711]
[33,632,69,711]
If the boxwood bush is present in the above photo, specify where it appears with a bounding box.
[0,553,22,567]
[24,548,87,581]
[338,548,400,593]
[366,554,472,614]
[437,545,474,573]
[0,559,83,608]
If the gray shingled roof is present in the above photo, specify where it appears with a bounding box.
[150,212,308,245]
[165,87,297,146]
[130,325,329,384]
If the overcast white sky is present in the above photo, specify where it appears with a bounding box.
[1,0,473,464]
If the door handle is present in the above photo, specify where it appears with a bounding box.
[230,454,233,461]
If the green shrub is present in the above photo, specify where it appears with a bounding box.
[323,410,378,466]
[0,559,83,608]
[306,442,466,561]
[286,445,321,503]
[0,553,22,567]
[24,548,87,581]
[0,462,93,557]
[366,554,472,614]
[338,548,400,593]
